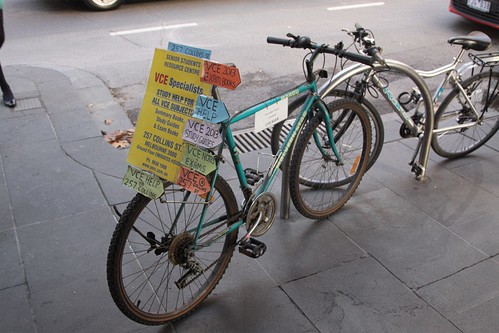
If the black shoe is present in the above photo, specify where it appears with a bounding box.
[4,97,16,107]
[3,90,16,108]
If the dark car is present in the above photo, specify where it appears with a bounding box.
[449,0,499,29]
[83,0,124,10]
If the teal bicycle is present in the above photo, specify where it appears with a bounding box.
[107,34,375,325]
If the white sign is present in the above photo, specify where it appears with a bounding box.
[254,98,288,133]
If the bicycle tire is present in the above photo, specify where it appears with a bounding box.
[432,70,499,159]
[271,89,383,171]
[107,176,239,325]
[289,98,371,219]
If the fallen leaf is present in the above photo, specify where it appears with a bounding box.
[103,128,134,149]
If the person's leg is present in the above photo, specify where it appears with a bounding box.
[0,64,15,107]
[0,9,15,107]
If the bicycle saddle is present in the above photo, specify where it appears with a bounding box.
[447,31,491,51]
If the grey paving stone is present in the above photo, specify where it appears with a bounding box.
[171,256,317,333]
[49,109,102,143]
[3,66,39,98]
[451,295,499,333]
[90,103,135,134]
[451,155,499,197]
[61,136,129,178]
[0,230,25,290]
[368,141,499,227]
[0,112,55,148]
[0,105,46,121]
[0,285,35,333]
[94,172,136,206]
[12,97,43,112]
[429,145,499,170]
[251,212,367,285]
[282,256,459,333]
[332,187,486,289]
[17,208,146,333]
[349,172,386,198]
[485,132,499,152]
[2,140,106,226]
[41,65,104,91]
[174,285,318,333]
[417,259,499,320]
[0,154,14,232]
[38,80,85,115]
[450,212,499,256]
[6,65,66,85]
[76,84,119,110]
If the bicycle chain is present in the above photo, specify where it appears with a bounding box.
[199,212,243,239]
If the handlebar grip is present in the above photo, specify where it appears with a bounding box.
[342,51,373,65]
[267,36,293,46]
[323,47,372,66]
[366,47,386,66]
[372,51,386,66]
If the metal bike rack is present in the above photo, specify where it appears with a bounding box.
[319,60,434,180]
[279,59,435,218]
[280,150,291,219]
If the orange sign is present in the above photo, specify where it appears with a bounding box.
[201,61,241,90]
[176,166,211,195]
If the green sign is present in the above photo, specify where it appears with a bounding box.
[181,143,217,175]
[122,165,164,199]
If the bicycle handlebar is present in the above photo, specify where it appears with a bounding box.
[349,23,386,66]
[266,35,374,66]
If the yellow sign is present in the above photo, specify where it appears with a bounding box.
[127,49,212,182]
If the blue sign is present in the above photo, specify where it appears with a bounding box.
[167,42,212,60]
[192,95,230,124]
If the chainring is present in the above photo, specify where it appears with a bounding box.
[245,192,277,237]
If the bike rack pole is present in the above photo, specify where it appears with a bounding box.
[280,149,291,219]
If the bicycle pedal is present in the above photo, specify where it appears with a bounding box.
[238,238,266,258]
[244,168,264,186]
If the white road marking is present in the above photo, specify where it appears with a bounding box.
[327,2,385,11]
[110,23,198,36]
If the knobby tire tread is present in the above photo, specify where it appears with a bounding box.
[289,99,371,219]
[107,176,238,325]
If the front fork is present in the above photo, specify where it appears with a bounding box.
[312,98,343,165]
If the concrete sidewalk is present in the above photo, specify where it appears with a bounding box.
[0,65,498,333]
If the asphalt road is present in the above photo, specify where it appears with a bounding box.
[3,0,498,127]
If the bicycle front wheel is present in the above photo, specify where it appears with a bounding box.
[432,70,499,158]
[271,90,383,172]
[107,176,239,325]
[289,99,371,219]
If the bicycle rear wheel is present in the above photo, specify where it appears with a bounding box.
[107,176,239,325]
[432,70,499,158]
[289,99,371,219]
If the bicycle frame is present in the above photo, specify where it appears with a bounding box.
[192,79,336,248]
[415,50,487,135]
